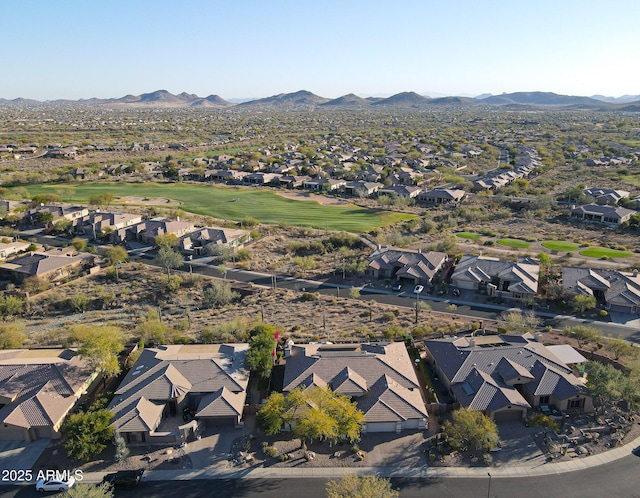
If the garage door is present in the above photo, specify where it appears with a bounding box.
[493,409,524,422]
[365,422,398,433]
[0,427,28,441]
[403,419,420,430]
[202,416,237,429]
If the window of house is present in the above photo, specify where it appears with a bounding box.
[569,399,582,409]
[539,396,550,405]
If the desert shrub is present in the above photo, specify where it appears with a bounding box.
[263,445,278,458]
[300,292,319,302]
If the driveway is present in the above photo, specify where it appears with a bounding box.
[492,422,546,467]
[0,439,50,479]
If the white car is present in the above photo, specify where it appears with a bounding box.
[36,477,76,492]
[413,285,424,294]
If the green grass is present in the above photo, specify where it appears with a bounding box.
[579,247,634,259]
[456,232,482,240]
[20,182,415,232]
[541,241,580,252]
[497,238,531,249]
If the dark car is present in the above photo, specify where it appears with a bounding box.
[102,469,145,488]
[391,282,402,292]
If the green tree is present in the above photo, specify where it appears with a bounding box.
[442,407,499,452]
[0,294,23,318]
[53,218,72,233]
[103,245,128,282]
[62,409,114,463]
[605,334,635,360]
[537,252,551,267]
[75,325,125,377]
[257,392,285,435]
[69,293,90,313]
[66,483,114,498]
[31,193,62,206]
[135,319,167,345]
[499,310,540,333]
[34,211,54,226]
[295,407,338,443]
[155,246,183,279]
[584,360,625,413]
[202,281,239,308]
[246,324,277,379]
[563,325,602,348]
[326,474,399,498]
[72,237,87,252]
[154,233,179,249]
[89,193,115,210]
[0,322,26,349]
[572,294,596,315]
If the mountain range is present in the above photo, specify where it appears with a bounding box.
[0,90,638,111]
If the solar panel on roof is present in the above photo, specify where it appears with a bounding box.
[462,382,475,395]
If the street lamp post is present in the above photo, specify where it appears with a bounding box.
[487,472,492,498]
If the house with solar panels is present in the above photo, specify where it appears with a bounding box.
[424,334,592,422]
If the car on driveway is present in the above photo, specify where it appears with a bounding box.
[413,285,424,294]
[102,469,145,488]
[36,477,75,492]
[391,282,402,292]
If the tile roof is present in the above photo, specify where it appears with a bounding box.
[196,387,245,418]
[0,349,95,432]
[109,344,249,433]
[425,335,590,413]
[452,255,539,294]
[283,342,426,426]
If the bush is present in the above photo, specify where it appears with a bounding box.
[263,445,278,458]
[300,292,319,302]
[482,453,493,465]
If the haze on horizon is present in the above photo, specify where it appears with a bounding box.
[1,0,638,101]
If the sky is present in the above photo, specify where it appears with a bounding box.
[1,0,639,101]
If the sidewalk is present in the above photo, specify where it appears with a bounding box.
[80,433,640,482]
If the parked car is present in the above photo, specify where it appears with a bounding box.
[391,282,402,292]
[101,469,145,488]
[413,285,424,294]
[36,477,76,492]
[452,288,461,297]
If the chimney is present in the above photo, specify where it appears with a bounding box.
[534,332,542,342]
[469,337,476,347]
[634,269,638,277]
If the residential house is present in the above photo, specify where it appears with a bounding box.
[343,181,383,197]
[243,172,279,185]
[571,204,636,225]
[108,344,249,444]
[417,188,466,205]
[113,220,195,245]
[302,178,346,192]
[450,255,539,300]
[204,169,247,184]
[0,248,96,283]
[0,241,30,259]
[178,227,250,256]
[562,267,640,314]
[25,205,89,226]
[424,334,593,421]
[283,342,428,433]
[378,185,422,199]
[271,174,309,189]
[366,247,448,287]
[77,212,143,239]
[0,348,98,441]
[583,188,630,205]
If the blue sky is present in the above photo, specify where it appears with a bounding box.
[1,0,638,100]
